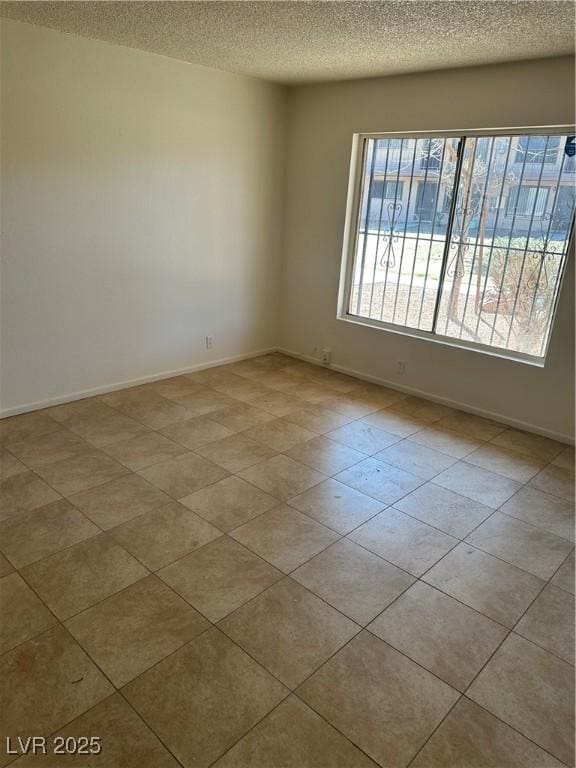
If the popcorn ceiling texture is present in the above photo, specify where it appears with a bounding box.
[0,0,573,84]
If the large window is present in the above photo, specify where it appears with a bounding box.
[340,130,575,362]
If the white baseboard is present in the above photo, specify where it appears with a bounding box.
[0,347,277,419]
[4,344,573,445]
[278,347,575,445]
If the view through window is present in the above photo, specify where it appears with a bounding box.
[345,131,575,359]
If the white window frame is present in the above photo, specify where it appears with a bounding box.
[337,125,575,367]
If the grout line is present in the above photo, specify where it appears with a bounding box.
[1,354,574,768]
[405,539,575,767]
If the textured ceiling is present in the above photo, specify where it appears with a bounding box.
[0,1,574,84]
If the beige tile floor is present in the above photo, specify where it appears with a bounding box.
[0,352,574,768]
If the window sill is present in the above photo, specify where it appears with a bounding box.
[337,311,547,368]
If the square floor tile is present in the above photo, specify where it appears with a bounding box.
[375,440,456,480]
[553,446,575,471]
[123,628,287,768]
[66,412,150,448]
[181,476,277,532]
[115,398,192,430]
[194,433,277,472]
[530,464,575,502]
[159,416,235,450]
[220,578,358,689]
[185,368,245,388]
[66,576,209,687]
[467,633,574,766]
[245,390,305,417]
[293,539,414,625]
[411,697,564,768]
[500,486,574,542]
[436,411,504,441]
[434,461,521,508]
[423,543,545,627]
[22,533,148,619]
[335,457,422,505]
[285,435,364,475]
[394,483,492,538]
[0,627,113,767]
[100,387,167,411]
[465,443,546,482]
[490,429,565,462]
[0,472,60,522]
[288,479,384,534]
[350,508,458,577]
[34,451,128,496]
[0,411,61,445]
[231,505,338,573]
[388,396,454,423]
[69,474,171,529]
[6,428,90,469]
[352,386,405,411]
[149,376,205,402]
[47,398,118,425]
[110,501,222,570]
[298,631,458,768]
[138,453,228,499]
[516,584,575,664]
[213,695,376,768]
[166,390,234,418]
[0,449,27,481]
[0,572,57,654]
[369,581,507,690]
[102,431,188,470]
[0,498,99,568]
[551,550,575,594]
[326,421,398,455]
[159,536,282,622]
[322,394,377,419]
[410,426,482,458]
[0,553,13,577]
[213,379,273,402]
[465,511,573,579]
[14,694,180,768]
[284,405,352,435]
[244,418,316,452]
[209,403,275,432]
[361,410,428,437]
[238,455,325,501]
[283,380,334,404]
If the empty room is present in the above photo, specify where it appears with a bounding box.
[0,1,574,767]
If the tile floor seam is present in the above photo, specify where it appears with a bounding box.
[2,451,568,638]
[404,694,464,768]
[288,630,462,768]
[2,356,573,768]
[457,696,573,768]
[0,503,105,571]
[403,553,572,768]
[437,548,576,757]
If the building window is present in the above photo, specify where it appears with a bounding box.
[507,186,549,217]
[515,136,561,164]
[341,131,575,362]
[373,179,404,199]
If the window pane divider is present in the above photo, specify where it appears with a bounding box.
[431,137,465,334]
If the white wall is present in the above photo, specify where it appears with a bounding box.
[1,22,573,441]
[280,57,575,441]
[0,19,286,413]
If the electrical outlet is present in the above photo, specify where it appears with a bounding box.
[322,348,331,365]
[397,359,406,375]
[205,336,213,350]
